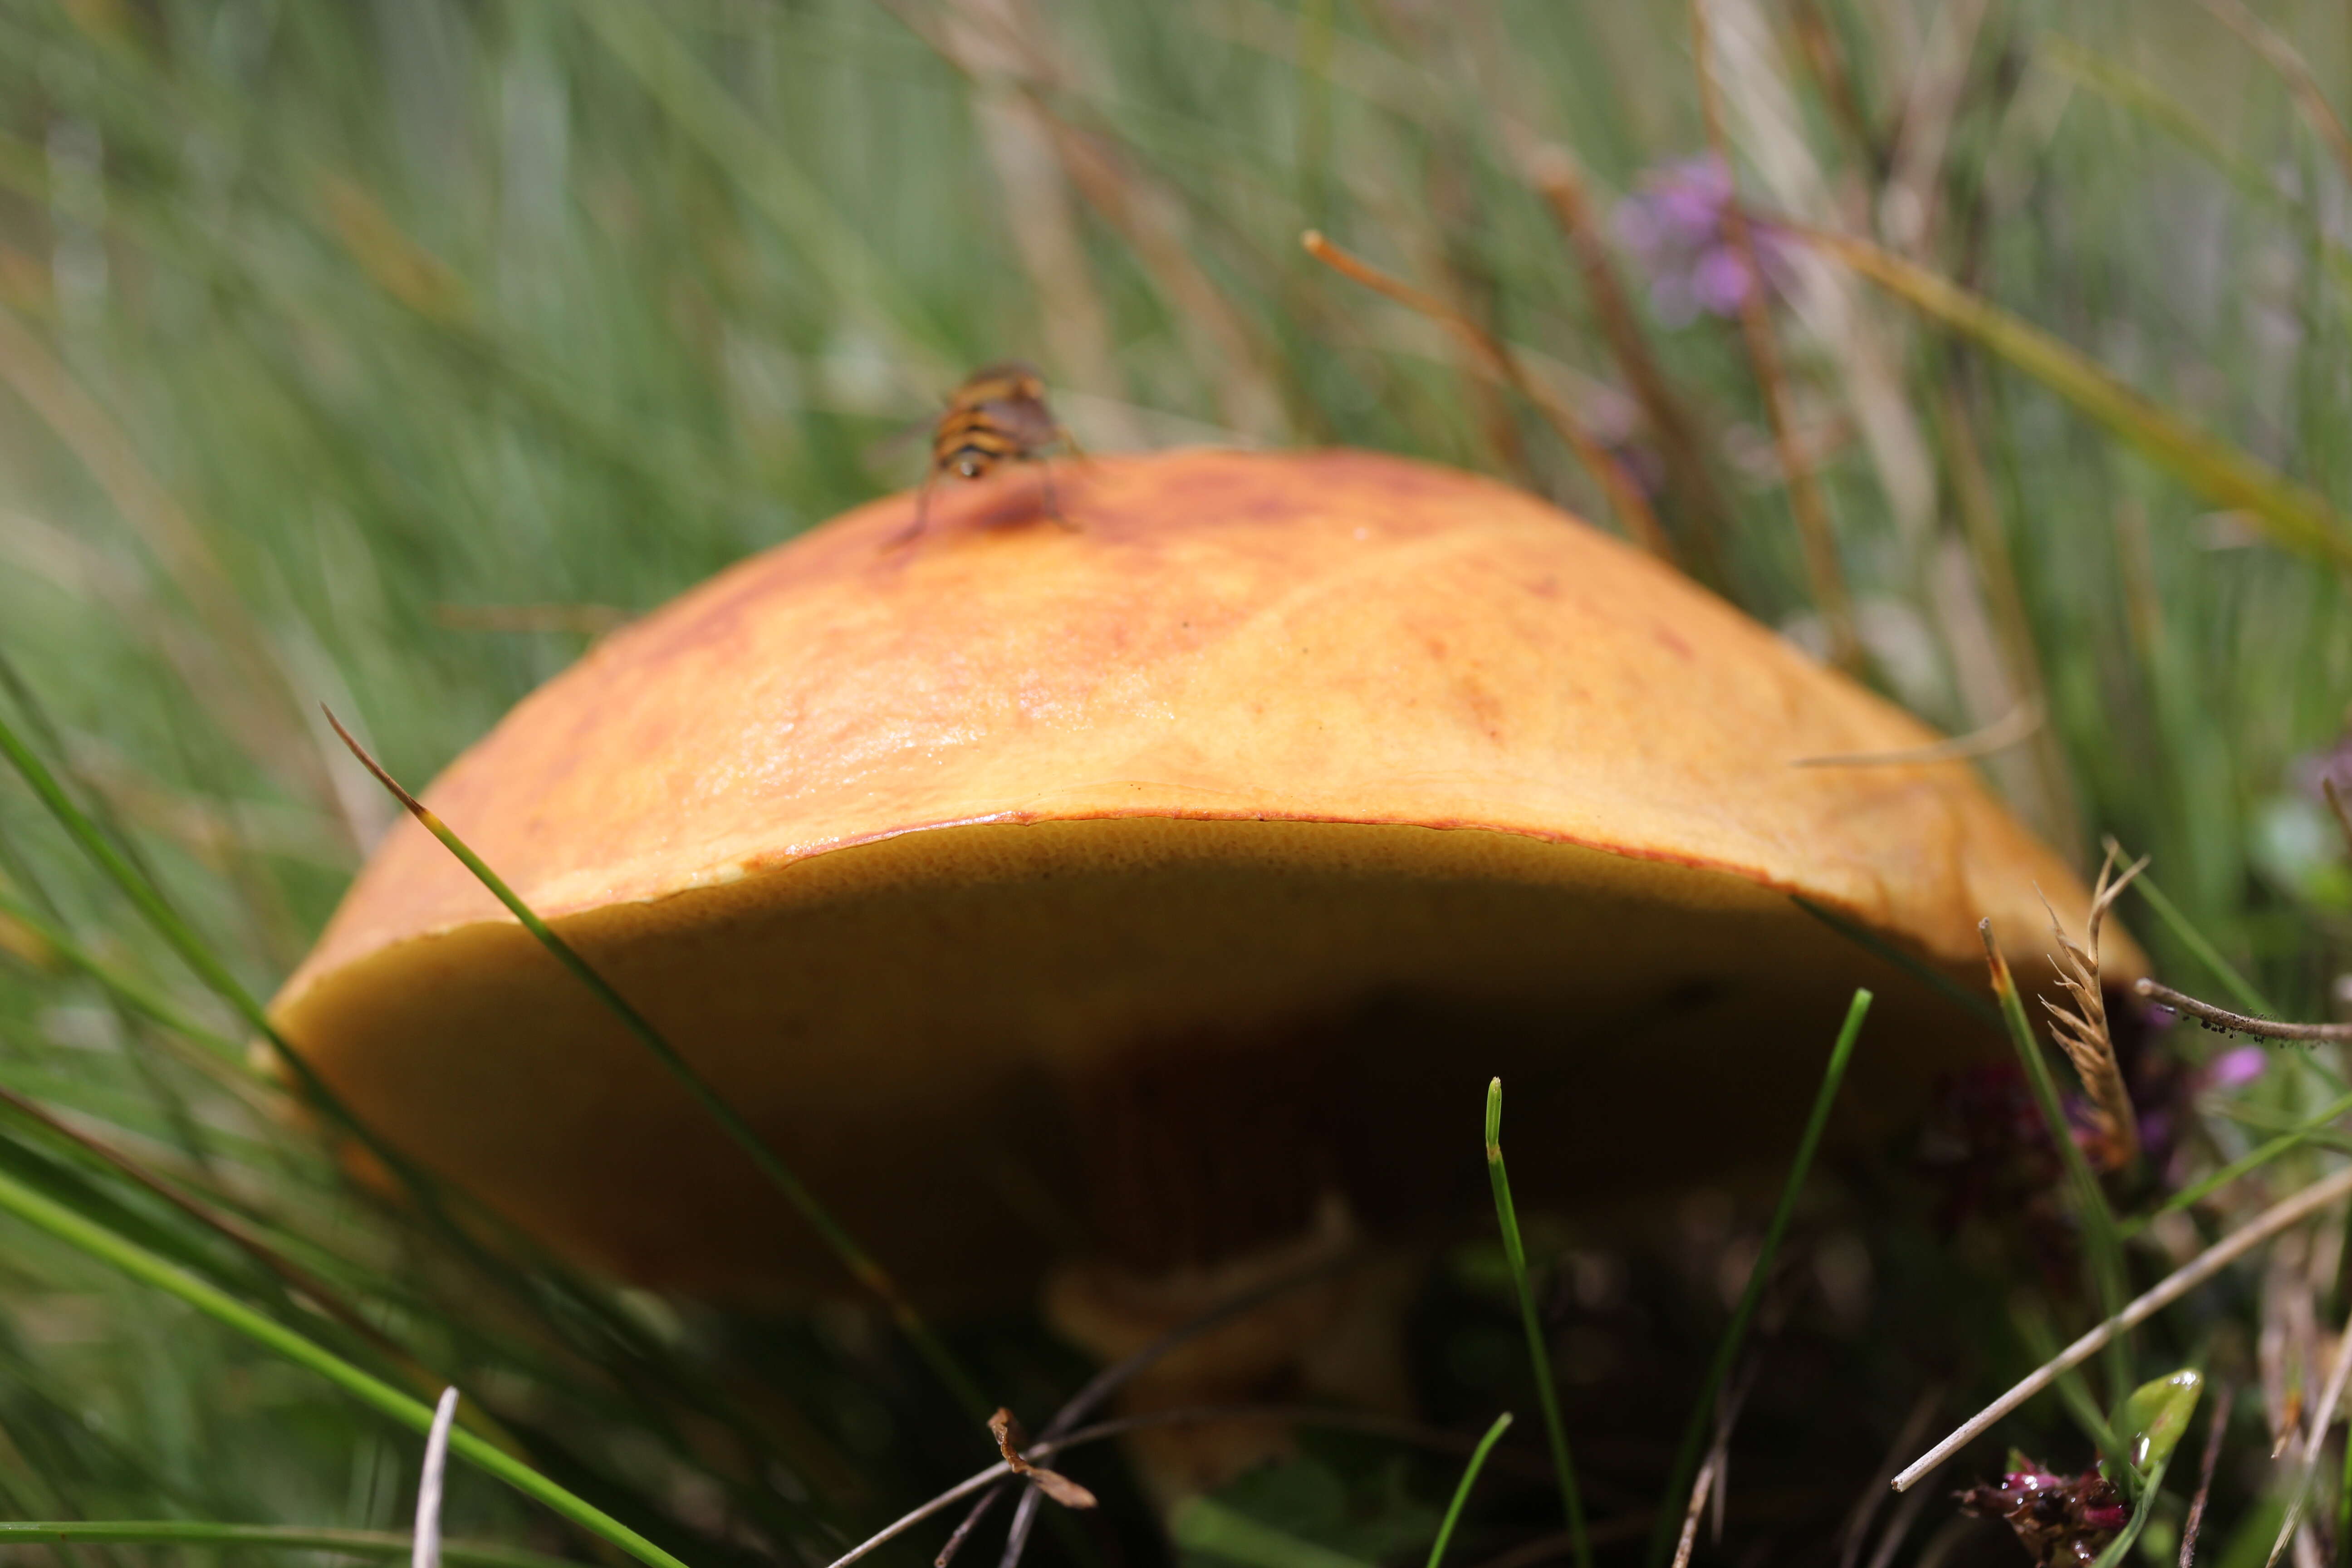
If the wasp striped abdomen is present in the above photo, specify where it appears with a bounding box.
[888,361,1080,549]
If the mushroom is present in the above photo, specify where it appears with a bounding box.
[272,448,2138,1488]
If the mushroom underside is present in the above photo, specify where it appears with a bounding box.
[276,813,2007,1306]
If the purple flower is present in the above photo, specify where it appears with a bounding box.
[2293,727,2352,803]
[1612,153,1790,326]
[2201,1045,2267,1092]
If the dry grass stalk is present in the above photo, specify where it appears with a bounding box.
[2038,845,2148,1172]
[2136,980,2352,1044]
[413,1388,459,1568]
[1299,230,1674,560]
[2178,1382,2234,1568]
[2195,0,2352,194]
[1788,696,2041,769]
[1936,381,2086,858]
[1687,0,1862,674]
[986,1409,1097,1511]
[1521,143,1728,583]
[1893,1161,2352,1490]
[2266,1299,2352,1568]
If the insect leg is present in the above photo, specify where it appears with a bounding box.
[1037,456,1078,532]
[883,471,936,552]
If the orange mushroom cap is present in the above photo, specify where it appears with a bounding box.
[271,449,2140,1304]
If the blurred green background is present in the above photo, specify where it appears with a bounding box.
[0,1,2348,1566]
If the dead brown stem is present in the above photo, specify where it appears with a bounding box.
[1688,0,1862,673]
[1300,230,1674,559]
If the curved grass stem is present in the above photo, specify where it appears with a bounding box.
[1487,1079,1592,1568]
[1644,989,1872,1568]
[0,1161,695,1568]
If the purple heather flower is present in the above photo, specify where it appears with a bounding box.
[1612,153,1791,326]
[2202,1045,2268,1092]
[2294,727,2352,802]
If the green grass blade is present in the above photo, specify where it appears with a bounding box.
[2118,859,2277,1016]
[1168,1498,1376,1568]
[1790,896,2000,1027]
[1644,989,1872,1568]
[1485,1080,1591,1568]
[1426,1412,1513,1568]
[1787,225,2352,570]
[323,710,991,1420]
[0,703,267,1033]
[1983,922,2136,1407]
[2087,1453,2176,1568]
[0,1522,579,1568]
[572,1,953,382]
[0,698,500,1247]
[0,1161,696,1568]
[0,887,250,1071]
[2010,1302,2132,1468]
[2126,1090,2352,1236]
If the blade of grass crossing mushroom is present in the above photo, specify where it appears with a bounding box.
[1983,922,2135,1404]
[1791,896,2000,1027]
[1486,1079,1593,1568]
[321,707,992,1421]
[1783,224,2352,570]
[1643,989,1872,1568]
[0,1524,582,1568]
[1428,1413,1515,1568]
[0,1159,695,1568]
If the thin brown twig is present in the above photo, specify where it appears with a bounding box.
[1671,1363,1754,1568]
[980,1249,1363,1568]
[2135,980,2352,1044]
[2268,1300,2352,1568]
[1670,1453,1719,1568]
[931,1489,1004,1568]
[1894,1161,2352,1489]
[1687,0,1862,673]
[832,1404,1537,1568]
[1521,144,1724,579]
[1861,1483,1935,1568]
[2179,1381,2234,1568]
[1299,230,1675,559]
[1837,1386,1944,1568]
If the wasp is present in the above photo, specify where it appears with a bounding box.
[886,361,1082,549]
